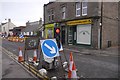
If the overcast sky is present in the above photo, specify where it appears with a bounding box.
[0,0,50,26]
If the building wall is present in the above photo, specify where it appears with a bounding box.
[1,21,16,36]
[21,19,42,36]
[118,1,120,46]
[44,2,100,24]
[44,2,119,49]
[102,2,118,48]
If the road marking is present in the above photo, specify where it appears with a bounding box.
[2,47,37,78]
[2,47,48,79]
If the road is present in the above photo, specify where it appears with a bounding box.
[1,38,119,79]
[1,46,36,79]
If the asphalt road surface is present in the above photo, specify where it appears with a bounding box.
[1,46,35,78]
[1,38,119,79]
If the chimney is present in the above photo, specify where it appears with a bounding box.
[8,19,11,22]
[39,18,42,25]
[26,21,30,26]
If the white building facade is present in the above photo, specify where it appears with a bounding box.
[0,19,16,36]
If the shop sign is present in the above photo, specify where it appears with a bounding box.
[67,19,92,26]
[45,24,54,28]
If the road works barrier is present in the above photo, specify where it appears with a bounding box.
[7,37,25,42]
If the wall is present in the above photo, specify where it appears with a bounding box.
[44,2,100,24]
[1,22,16,36]
[102,2,118,48]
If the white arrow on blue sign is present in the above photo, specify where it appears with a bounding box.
[19,34,24,38]
[40,39,59,58]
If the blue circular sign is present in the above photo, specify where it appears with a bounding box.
[42,40,58,58]
[19,34,24,38]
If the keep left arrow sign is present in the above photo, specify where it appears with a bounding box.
[44,43,56,54]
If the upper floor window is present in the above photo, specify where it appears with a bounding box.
[76,2,81,17]
[62,6,66,19]
[48,11,51,21]
[51,9,54,21]
[82,0,88,16]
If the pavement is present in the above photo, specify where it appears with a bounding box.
[63,45,119,56]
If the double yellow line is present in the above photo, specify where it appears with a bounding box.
[21,61,48,80]
[2,47,49,80]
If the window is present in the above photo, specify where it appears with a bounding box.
[76,2,81,17]
[82,0,88,16]
[51,9,54,21]
[3,27,5,32]
[62,7,66,19]
[48,11,51,21]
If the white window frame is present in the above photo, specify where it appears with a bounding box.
[62,6,66,19]
[76,2,81,17]
[82,0,88,16]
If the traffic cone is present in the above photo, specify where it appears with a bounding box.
[71,62,77,78]
[18,47,23,62]
[33,50,37,62]
[68,52,77,78]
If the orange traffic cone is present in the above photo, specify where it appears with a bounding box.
[18,47,23,62]
[33,50,37,62]
[68,52,77,78]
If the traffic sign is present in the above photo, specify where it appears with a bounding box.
[25,37,39,50]
[40,39,59,58]
[19,34,24,38]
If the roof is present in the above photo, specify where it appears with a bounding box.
[1,23,7,25]
[21,24,40,32]
[44,2,54,6]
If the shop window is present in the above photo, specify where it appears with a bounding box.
[47,28,53,38]
[82,0,88,16]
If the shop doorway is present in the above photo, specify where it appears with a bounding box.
[61,26,65,44]
[68,26,76,45]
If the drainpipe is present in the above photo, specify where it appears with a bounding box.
[100,1,103,49]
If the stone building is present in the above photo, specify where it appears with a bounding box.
[21,18,43,37]
[44,2,119,49]
[0,19,16,37]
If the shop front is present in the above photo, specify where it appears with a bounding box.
[66,19,92,45]
[44,24,54,39]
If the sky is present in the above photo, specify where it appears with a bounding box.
[1,0,118,26]
[0,0,50,26]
